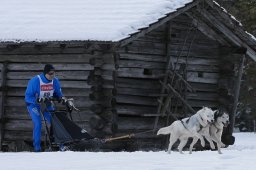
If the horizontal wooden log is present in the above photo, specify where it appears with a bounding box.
[116,87,162,97]
[116,105,157,116]
[116,95,157,106]
[0,46,100,55]
[4,130,33,141]
[119,53,166,62]
[118,59,219,73]
[7,63,93,71]
[0,54,92,63]
[7,71,89,80]
[119,46,165,56]
[116,94,218,108]
[4,106,94,120]
[116,78,161,90]
[4,120,33,131]
[117,68,164,79]
[5,96,94,107]
[171,56,219,66]
[7,88,91,97]
[117,87,218,101]
[6,80,91,88]
[187,72,219,84]
[117,117,165,130]
[3,123,91,141]
[118,60,166,69]
[190,82,218,92]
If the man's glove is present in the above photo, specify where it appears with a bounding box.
[59,97,68,105]
[36,98,50,104]
[36,98,43,103]
[66,98,74,112]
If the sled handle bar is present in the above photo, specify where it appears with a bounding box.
[37,97,80,111]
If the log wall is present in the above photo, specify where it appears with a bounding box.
[114,13,242,149]
[0,42,115,151]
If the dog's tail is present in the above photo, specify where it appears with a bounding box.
[157,126,172,135]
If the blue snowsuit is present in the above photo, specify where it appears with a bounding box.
[25,73,63,151]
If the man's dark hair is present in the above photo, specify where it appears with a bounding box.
[43,64,55,75]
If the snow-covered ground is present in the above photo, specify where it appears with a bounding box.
[0,132,255,170]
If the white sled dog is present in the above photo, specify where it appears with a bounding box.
[189,111,229,154]
[157,107,215,154]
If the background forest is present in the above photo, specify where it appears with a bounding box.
[217,0,256,131]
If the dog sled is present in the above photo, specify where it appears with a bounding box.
[38,97,140,151]
[37,97,104,151]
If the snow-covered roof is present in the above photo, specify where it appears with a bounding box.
[0,0,193,42]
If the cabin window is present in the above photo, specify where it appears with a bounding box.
[143,68,152,75]
[198,72,203,78]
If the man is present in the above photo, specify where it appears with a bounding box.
[25,64,64,152]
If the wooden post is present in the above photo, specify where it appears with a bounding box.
[0,62,7,151]
[229,53,245,135]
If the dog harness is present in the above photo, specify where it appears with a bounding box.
[180,118,190,131]
[212,123,221,133]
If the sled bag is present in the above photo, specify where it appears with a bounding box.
[51,111,94,144]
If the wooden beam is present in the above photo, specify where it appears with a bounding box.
[161,81,196,114]
[0,62,7,151]
[229,54,245,135]
[197,8,256,61]
[118,0,200,47]
[204,0,256,46]
[185,11,229,45]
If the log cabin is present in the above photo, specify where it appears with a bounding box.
[0,0,256,151]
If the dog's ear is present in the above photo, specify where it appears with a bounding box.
[213,110,219,115]
[214,110,219,120]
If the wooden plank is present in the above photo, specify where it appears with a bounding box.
[4,131,33,141]
[7,88,91,97]
[116,78,161,90]
[0,54,92,63]
[0,62,7,151]
[118,53,166,62]
[8,63,93,71]
[117,68,164,79]
[116,105,157,116]
[171,56,219,65]
[4,107,94,121]
[0,46,101,55]
[118,60,166,69]
[7,71,90,80]
[187,72,219,84]
[190,82,218,92]
[117,117,165,130]
[6,96,94,107]
[117,87,217,101]
[116,87,162,97]
[116,94,218,108]
[116,95,158,106]
[185,11,229,45]
[6,80,91,88]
